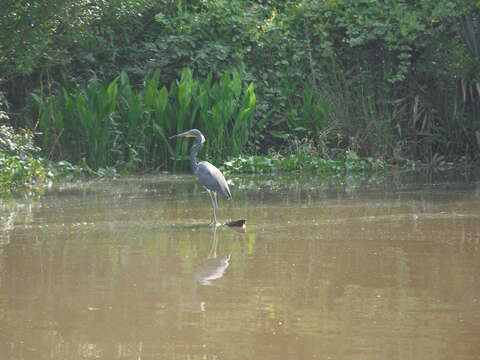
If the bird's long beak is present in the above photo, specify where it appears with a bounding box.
[169,131,195,139]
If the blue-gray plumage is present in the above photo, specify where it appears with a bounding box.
[195,161,232,199]
[169,129,231,225]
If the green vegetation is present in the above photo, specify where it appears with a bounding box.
[0,93,83,193]
[0,123,82,193]
[33,68,255,171]
[223,152,384,175]
[1,0,480,190]
[0,124,48,192]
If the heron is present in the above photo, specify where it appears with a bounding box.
[169,129,231,226]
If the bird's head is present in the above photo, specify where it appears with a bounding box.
[170,129,205,146]
[169,129,203,139]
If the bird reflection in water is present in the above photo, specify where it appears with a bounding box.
[194,227,230,286]
[186,224,244,312]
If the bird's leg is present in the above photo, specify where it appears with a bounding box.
[213,191,219,211]
[206,189,218,226]
[212,192,221,225]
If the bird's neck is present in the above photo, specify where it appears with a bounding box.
[190,136,205,171]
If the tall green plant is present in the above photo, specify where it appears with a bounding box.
[317,67,401,158]
[143,69,172,169]
[77,77,120,169]
[457,14,480,60]
[285,85,332,136]
[199,70,256,162]
[34,68,256,171]
[169,69,201,170]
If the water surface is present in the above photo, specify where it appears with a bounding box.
[1,171,480,359]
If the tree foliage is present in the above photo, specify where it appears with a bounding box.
[1,0,480,171]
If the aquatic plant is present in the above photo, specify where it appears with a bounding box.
[222,152,386,175]
[33,68,256,171]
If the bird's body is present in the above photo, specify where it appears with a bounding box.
[170,129,231,225]
[195,161,231,199]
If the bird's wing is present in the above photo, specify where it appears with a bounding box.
[195,161,232,199]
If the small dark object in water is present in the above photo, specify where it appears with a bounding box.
[224,219,246,228]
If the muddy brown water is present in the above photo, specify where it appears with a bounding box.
[0,172,480,360]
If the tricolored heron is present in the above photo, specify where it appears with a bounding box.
[170,129,231,225]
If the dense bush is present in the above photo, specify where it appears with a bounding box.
[0,122,51,192]
[0,96,83,193]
